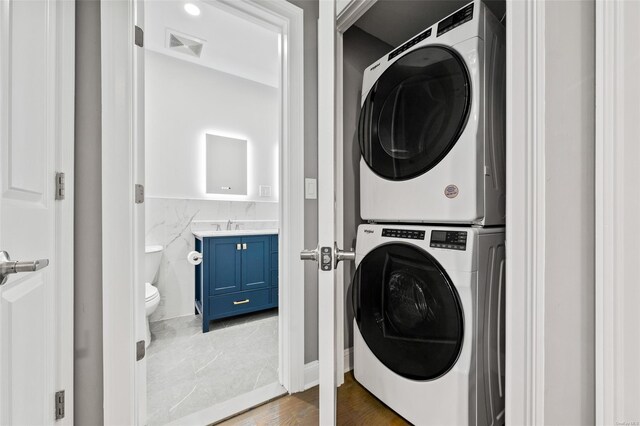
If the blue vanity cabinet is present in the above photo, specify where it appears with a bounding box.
[270,235,279,305]
[195,233,279,333]
[241,236,270,291]
[210,237,242,295]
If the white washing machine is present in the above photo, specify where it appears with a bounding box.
[359,1,506,225]
[352,224,505,425]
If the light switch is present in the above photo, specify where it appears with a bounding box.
[305,178,317,199]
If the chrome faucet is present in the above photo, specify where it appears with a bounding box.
[226,219,232,230]
[235,222,241,230]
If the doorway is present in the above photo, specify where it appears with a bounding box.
[142,1,284,423]
[100,0,305,424]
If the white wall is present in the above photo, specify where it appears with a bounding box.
[145,50,280,202]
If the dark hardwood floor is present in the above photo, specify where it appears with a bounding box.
[217,372,410,425]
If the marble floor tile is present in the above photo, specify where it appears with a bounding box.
[147,309,279,425]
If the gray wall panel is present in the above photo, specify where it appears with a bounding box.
[74,0,104,424]
[342,27,391,350]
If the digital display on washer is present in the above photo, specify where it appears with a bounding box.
[430,230,467,250]
[381,228,426,240]
[431,231,447,242]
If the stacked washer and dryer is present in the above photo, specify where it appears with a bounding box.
[351,1,506,425]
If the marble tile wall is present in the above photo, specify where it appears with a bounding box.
[146,197,279,322]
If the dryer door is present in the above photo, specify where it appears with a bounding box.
[353,243,464,380]
[358,46,471,181]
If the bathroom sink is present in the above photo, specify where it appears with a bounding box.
[192,228,279,238]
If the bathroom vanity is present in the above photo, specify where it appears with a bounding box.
[193,229,278,332]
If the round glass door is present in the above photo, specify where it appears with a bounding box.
[358,46,471,181]
[352,243,464,380]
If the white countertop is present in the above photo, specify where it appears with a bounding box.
[192,228,279,238]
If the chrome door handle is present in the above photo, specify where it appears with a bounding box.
[300,246,319,262]
[334,243,355,268]
[0,251,49,285]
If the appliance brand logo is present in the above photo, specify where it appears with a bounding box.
[364,229,374,234]
[444,184,459,199]
[370,62,380,71]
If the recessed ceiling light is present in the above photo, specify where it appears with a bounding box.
[184,3,201,16]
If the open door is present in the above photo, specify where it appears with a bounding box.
[300,1,355,423]
[0,0,74,424]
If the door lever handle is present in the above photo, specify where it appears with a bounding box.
[300,246,319,262]
[334,243,356,268]
[0,251,49,285]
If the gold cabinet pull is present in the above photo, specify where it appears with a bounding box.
[233,299,250,305]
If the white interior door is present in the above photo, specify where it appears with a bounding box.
[300,1,354,423]
[0,0,74,424]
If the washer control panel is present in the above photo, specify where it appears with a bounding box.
[430,230,467,250]
[382,228,426,240]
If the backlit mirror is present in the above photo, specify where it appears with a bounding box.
[206,134,247,195]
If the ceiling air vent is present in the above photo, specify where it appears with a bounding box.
[166,30,205,58]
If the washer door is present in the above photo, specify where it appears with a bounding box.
[353,243,464,380]
[358,46,471,181]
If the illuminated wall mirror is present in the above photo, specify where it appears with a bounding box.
[206,134,248,195]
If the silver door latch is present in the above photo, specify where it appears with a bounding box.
[300,244,355,271]
[0,251,49,285]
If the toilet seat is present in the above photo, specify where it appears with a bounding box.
[145,282,159,303]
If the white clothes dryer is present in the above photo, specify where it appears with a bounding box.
[359,1,506,225]
[352,224,505,425]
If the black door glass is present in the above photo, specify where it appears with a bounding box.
[352,243,464,380]
[359,46,471,181]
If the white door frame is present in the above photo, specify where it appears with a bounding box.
[55,1,76,420]
[595,0,640,423]
[504,0,546,424]
[100,0,305,423]
[332,0,546,424]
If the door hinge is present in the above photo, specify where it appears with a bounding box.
[55,172,65,200]
[135,26,144,47]
[136,340,146,361]
[135,184,144,204]
[55,390,65,420]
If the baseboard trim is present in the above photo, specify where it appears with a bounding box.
[303,347,353,390]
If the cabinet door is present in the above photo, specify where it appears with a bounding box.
[270,234,279,288]
[241,236,270,291]
[209,237,242,295]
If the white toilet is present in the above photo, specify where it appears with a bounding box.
[145,245,163,347]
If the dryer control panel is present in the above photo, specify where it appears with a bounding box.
[430,230,467,250]
[382,228,425,240]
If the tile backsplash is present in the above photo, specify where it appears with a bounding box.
[145,197,279,322]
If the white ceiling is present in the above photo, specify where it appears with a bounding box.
[354,0,505,48]
[145,0,281,88]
